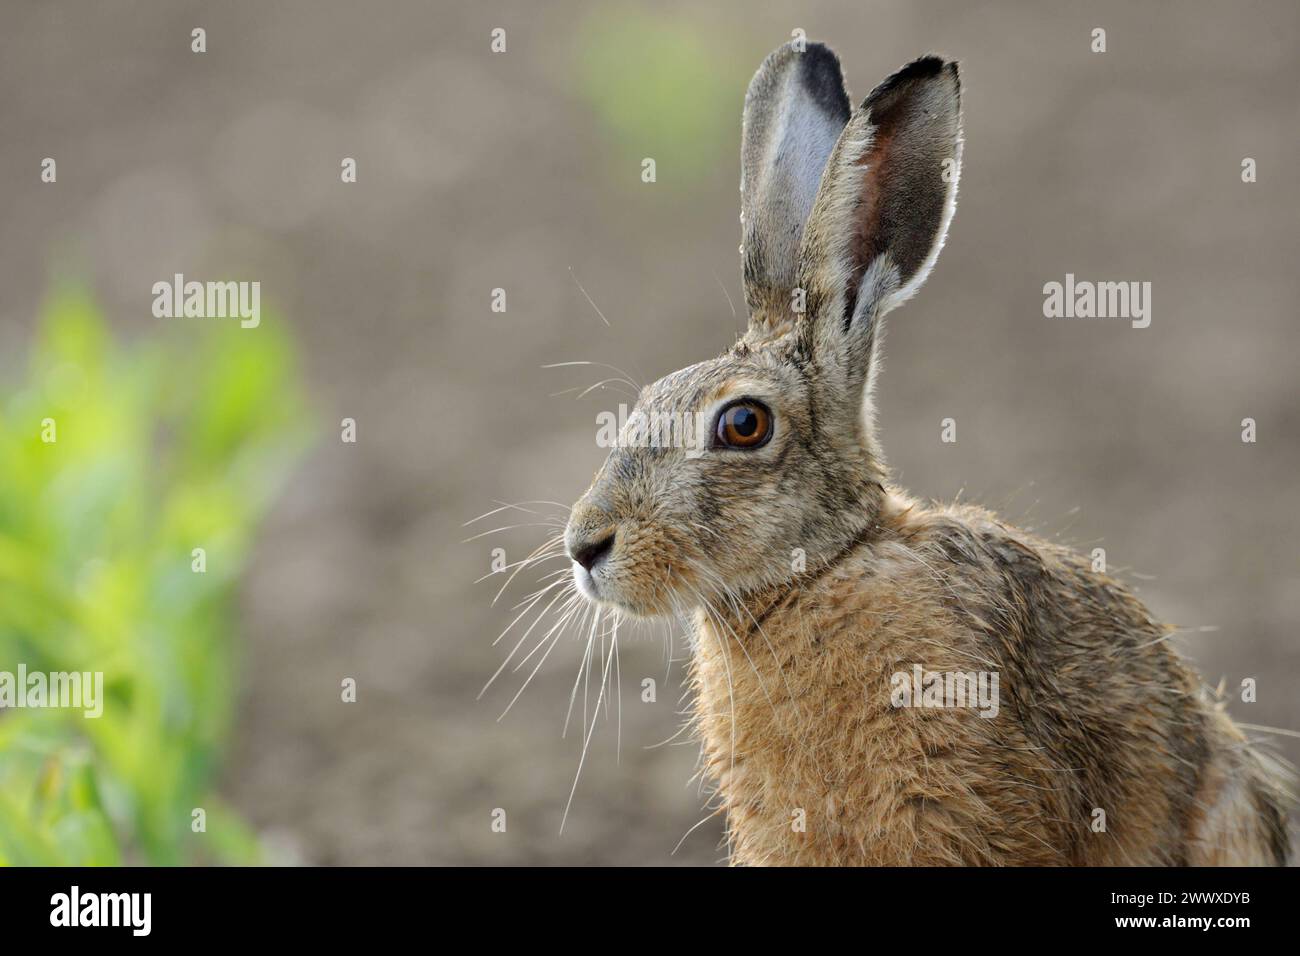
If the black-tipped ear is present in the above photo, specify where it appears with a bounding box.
[798,56,963,343]
[740,42,851,320]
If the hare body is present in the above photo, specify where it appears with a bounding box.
[563,42,1291,865]
[692,489,1289,866]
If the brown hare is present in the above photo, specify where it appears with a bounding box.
[562,41,1292,865]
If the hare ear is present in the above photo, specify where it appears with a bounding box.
[741,42,851,323]
[798,56,962,356]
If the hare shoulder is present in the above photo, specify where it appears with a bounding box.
[693,490,1284,865]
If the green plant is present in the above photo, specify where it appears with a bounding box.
[573,6,747,187]
[0,287,311,865]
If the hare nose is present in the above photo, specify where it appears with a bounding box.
[570,531,615,572]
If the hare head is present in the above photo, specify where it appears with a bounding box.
[566,43,962,617]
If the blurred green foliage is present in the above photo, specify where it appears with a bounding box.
[573,6,746,186]
[0,288,311,865]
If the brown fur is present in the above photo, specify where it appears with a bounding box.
[692,489,1290,865]
[562,43,1292,866]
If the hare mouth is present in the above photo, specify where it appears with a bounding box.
[572,562,601,601]
[571,561,672,619]
[573,561,631,610]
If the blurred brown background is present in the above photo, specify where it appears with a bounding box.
[2,0,1297,864]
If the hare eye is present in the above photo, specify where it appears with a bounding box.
[715,401,772,450]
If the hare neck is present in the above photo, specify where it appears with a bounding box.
[685,487,922,865]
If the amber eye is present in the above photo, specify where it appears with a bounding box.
[714,401,772,450]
